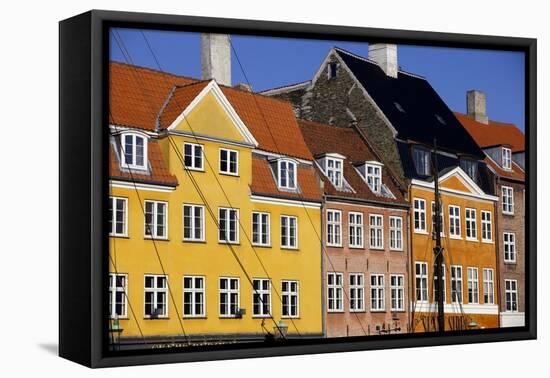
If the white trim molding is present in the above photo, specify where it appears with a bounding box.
[250,194,321,209]
[110,180,176,193]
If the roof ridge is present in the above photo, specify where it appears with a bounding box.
[334,46,427,80]
[455,111,521,129]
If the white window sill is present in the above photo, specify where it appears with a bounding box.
[482,239,494,244]
[369,246,385,251]
[504,260,517,264]
[144,236,169,241]
[465,237,478,242]
[183,238,206,243]
[219,171,240,177]
[389,248,404,252]
[184,166,205,172]
[502,212,515,216]
[414,230,429,235]
[350,309,366,313]
[327,243,343,248]
[349,245,365,250]
[327,310,345,313]
[110,233,129,238]
[252,243,272,248]
[449,235,462,240]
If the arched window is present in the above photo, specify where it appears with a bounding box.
[278,159,297,190]
[120,132,148,171]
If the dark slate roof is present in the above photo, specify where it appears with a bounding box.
[396,140,494,194]
[335,48,485,159]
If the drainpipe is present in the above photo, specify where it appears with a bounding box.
[406,187,414,333]
[321,195,327,337]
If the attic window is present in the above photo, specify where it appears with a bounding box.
[502,147,512,170]
[435,114,446,125]
[328,62,338,79]
[365,163,382,193]
[460,158,478,181]
[278,159,297,190]
[412,146,431,176]
[121,132,148,171]
[326,157,343,188]
[394,102,405,113]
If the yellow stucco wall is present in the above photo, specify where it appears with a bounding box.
[109,92,323,339]
[410,174,499,331]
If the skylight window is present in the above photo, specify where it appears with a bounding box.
[435,114,446,125]
[394,102,405,113]
[412,146,431,176]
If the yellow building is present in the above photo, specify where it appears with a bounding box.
[410,167,500,332]
[108,63,323,348]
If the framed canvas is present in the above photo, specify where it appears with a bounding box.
[59,9,536,368]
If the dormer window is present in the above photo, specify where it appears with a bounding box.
[460,158,478,181]
[412,146,431,176]
[278,159,297,190]
[365,163,382,193]
[121,132,147,171]
[502,147,512,170]
[326,157,343,188]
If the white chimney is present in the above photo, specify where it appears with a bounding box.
[201,34,231,86]
[368,44,398,78]
[467,90,489,124]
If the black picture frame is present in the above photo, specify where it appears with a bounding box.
[59,9,537,368]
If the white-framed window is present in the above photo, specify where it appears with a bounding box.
[183,142,204,171]
[183,276,205,317]
[467,267,479,304]
[503,232,516,263]
[282,280,299,318]
[327,272,343,312]
[431,201,445,237]
[109,273,127,318]
[252,279,271,317]
[365,163,382,193]
[502,186,514,215]
[413,198,427,232]
[349,273,365,312]
[326,209,342,247]
[348,212,364,248]
[218,208,239,244]
[183,204,205,241]
[281,215,298,249]
[369,214,384,249]
[278,159,297,190]
[412,146,431,176]
[483,268,495,304]
[433,264,446,303]
[144,200,168,239]
[109,197,128,237]
[415,262,428,302]
[144,275,168,318]
[502,147,512,170]
[389,216,403,251]
[505,279,518,312]
[121,132,147,171]
[450,266,463,304]
[465,208,477,240]
[460,158,478,180]
[219,148,239,175]
[448,205,461,238]
[252,212,270,246]
[481,211,492,242]
[390,274,405,311]
[326,157,344,188]
[370,274,385,311]
[219,277,240,317]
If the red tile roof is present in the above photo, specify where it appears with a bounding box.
[298,120,406,205]
[251,156,322,202]
[485,156,525,182]
[110,140,178,187]
[454,112,525,153]
[109,62,196,131]
[110,62,313,161]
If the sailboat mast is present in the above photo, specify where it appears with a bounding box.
[433,139,445,333]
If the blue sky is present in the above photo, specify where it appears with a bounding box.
[110,28,525,130]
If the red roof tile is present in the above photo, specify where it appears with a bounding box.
[454,112,525,153]
[485,157,525,182]
[251,156,322,202]
[298,120,407,205]
[110,140,178,187]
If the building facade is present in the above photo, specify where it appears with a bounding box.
[264,44,501,331]
[299,120,410,336]
[108,61,323,348]
[456,92,526,327]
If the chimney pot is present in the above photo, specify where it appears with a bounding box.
[201,34,231,86]
[467,90,489,124]
[368,44,398,78]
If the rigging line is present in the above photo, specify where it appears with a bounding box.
[108,180,147,344]
[109,114,190,345]
[229,37,370,336]
[112,31,285,338]
[138,29,303,337]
